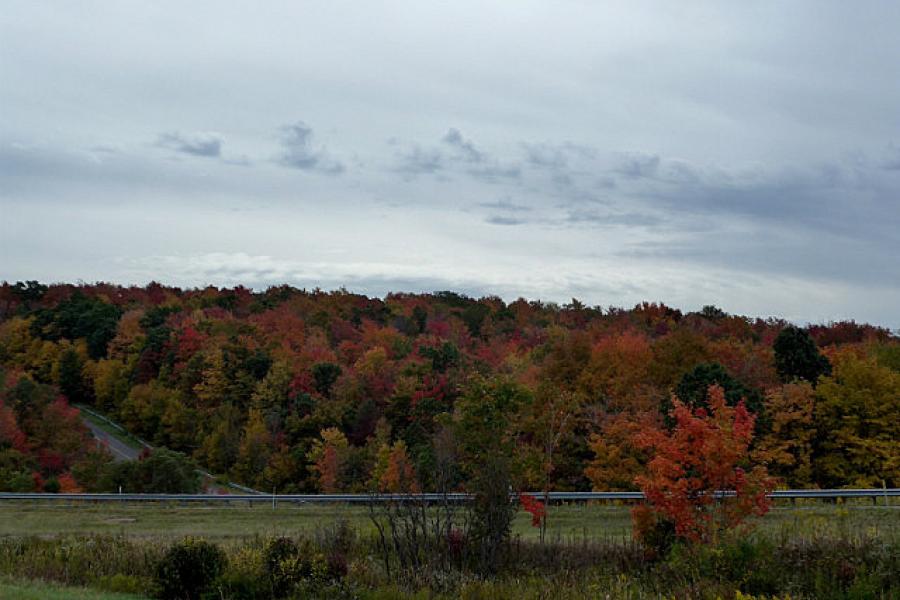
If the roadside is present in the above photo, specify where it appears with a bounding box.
[78,406,148,462]
[75,405,259,495]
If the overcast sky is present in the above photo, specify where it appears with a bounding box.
[2,1,899,327]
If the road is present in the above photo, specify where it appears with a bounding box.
[78,407,257,494]
[81,415,142,462]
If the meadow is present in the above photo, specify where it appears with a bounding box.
[0,500,897,541]
[0,501,897,599]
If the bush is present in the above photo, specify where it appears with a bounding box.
[101,448,200,494]
[208,546,267,600]
[211,570,268,600]
[154,538,226,600]
[264,537,309,597]
[94,573,148,595]
[631,505,676,559]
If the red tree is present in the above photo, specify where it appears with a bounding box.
[518,493,546,528]
[633,385,774,544]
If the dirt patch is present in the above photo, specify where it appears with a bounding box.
[103,517,137,524]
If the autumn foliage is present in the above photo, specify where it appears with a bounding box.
[518,493,546,527]
[632,385,774,544]
[0,281,897,497]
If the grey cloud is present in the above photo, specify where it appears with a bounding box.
[477,199,532,212]
[222,155,252,167]
[565,209,662,228]
[0,142,208,196]
[607,152,900,245]
[614,153,661,179]
[485,215,527,226]
[0,139,330,206]
[522,142,598,169]
[523,143,568,169]
[882,145,900,170]
[393,129,520,183]
[443,128,521,182]
[442,128,483,163]
[468,163,521,182]
[617,230,899,290]
[157,131,222,157]
[519,142,611,206]
[394,145,445,177]
[480,197,531,226]
[276,122,344,174]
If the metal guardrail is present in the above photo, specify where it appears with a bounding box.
[0,489,896,504]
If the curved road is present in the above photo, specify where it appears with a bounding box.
[78,407,258,494]
[81,417,142,462]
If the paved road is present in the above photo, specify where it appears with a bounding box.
[81,416,142,462]
[78,408,257,494]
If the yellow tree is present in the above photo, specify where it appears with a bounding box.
[585,412,653,491]
[815,351,900,487]
[752,382,815,487]
[307,427,350,493]
[193,349,228,415]
[372,440,418,493]
[231,408,272,489]
[90,358,132,412]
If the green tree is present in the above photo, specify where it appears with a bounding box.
[312,362,342,398]
[101,448,200,493]
[58,347,89,404]
[774,326,831,384]
[454,377,527,573]
[30,292,122,359]
[669,363,765,428]
[196,404,242,474]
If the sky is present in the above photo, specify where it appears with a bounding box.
[2,1,899,328]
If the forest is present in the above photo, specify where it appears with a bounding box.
[0,280,898,496]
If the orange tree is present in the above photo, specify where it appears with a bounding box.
[632,385,774,547]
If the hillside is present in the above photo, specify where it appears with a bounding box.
[1,281,898,494]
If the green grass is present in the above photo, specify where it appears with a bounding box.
[0,577,147,600]
[0,501,895,542]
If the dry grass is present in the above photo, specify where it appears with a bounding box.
[0,500,896,542]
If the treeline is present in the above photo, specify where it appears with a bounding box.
[0,280,897,494]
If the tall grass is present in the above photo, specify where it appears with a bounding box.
[0,516,896,599]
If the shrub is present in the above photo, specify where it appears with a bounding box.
[631,505,676,559]
[94,573,148,595]
[209,546,267,600]
[101,447,200,494]
[211,570,268,600]
[264,537,309,597]
[154,538,226,600]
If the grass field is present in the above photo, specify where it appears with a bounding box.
[0,500,896,542]
[0,577,146,600]
[0,502,896,599]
